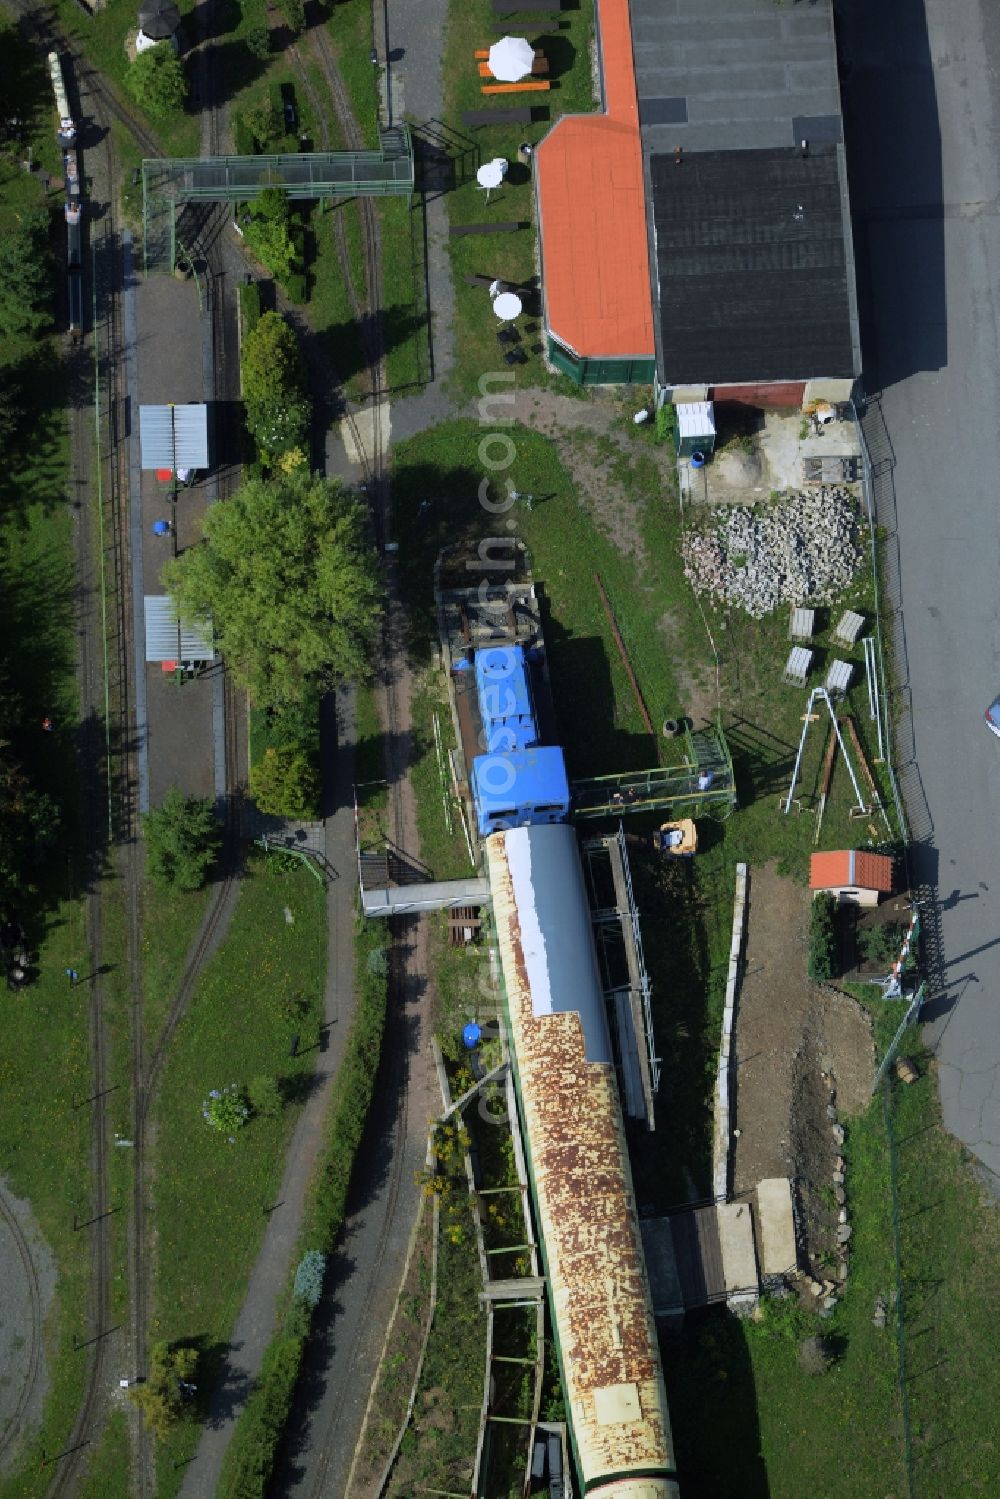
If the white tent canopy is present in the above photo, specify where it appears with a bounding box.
[488,35,534,82]
[144,595,214,662]
[139,403,209,472]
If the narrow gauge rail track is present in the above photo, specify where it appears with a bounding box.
[0,1187,43,1461]
[286,16,419,1499]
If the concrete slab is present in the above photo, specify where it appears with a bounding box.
[146,668,217,808]
[716,1201,759,1296]
[756,1178,798,1276]
[695,408,862,505]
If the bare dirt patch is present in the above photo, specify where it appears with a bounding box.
[731,864,874,1277]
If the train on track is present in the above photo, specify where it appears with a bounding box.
[48,50,83,341]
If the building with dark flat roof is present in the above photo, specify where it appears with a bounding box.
[534,0,860,402]
[634,0,860,407]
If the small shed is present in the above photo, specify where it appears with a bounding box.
[810,850,893,909]
[675,400,716,460]
[144,596,214,663]
[139,403,209,474]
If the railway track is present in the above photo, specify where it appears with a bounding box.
[0,1187,43,1461]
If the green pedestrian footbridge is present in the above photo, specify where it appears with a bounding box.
[142,126,414,272]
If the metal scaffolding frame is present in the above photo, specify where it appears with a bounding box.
[142,127,414,272]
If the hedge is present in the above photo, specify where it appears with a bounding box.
[808,892,838,982]
[217,915,389,1499]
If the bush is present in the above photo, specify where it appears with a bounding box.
[238,281,262,336]
[125,43,187,120]
[293,1250,326,1308]
[245,22,271,59]
[859,920,907,969]
[142,788,220,891]
[250,745,321,820]
[247,1074,282,1119]
[808,893,838,982]
[277,0,306,33]
[798,1335,836,1375]
[217,1335,304,1499]
[655,402,677,448]
[203,1083,250,1137]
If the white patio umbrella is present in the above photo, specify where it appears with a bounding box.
[493,292,523,322]
[488,35,535,83]
[476,159,506,200]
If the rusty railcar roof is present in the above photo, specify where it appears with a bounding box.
[486,826,678,1495]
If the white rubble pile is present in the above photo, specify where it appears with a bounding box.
[682,488,863,618]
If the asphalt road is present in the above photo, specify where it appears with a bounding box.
[838,0,1000,1179]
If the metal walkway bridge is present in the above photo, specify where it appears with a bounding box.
[142,125,414,272]
[572,723,737,820]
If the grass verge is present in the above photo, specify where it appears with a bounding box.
[149,856,326,1495]
[441,0,597,398]
[217,913,388,1499]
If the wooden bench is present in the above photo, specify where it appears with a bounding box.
[449,221,523,237]
[462,107,534,127]
[478,57,549,76]
[481,80,550,94]
[783,647,813,687]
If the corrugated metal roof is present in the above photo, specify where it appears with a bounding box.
[143,595,214,662]
[487,825,677,1496]
[139,404,209,470]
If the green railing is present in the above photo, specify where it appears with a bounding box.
[143,128,414,272]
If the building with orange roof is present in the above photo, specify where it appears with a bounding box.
[535,0,655,385]
[810,850,894,908]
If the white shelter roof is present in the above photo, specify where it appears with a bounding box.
[144,596,214,662]
[139,404,209,471]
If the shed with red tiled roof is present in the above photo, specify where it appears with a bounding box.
[810,850,894,908]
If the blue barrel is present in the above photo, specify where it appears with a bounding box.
[462,1022,482,1050]
[690,450,706,469]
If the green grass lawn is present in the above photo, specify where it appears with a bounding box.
[149,856,326,1493]
[441,0,596,398]
[0,902,93,1499]
[139,878,213,1055]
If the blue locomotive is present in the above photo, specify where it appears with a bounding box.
[468,644,570,837]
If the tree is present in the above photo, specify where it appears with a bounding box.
[0,210,52,340]
[129,1340,199,1438]
[244,22,272,60]
[125,43,187,121]
[250,744,320,819]
[163,471,381,705]
[141,788,220,891]
[239,311,310,458]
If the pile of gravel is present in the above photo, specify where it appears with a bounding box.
[682,488,863,618]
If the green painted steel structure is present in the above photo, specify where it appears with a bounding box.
[571,723,737,820]
[142,127,414,272]
[547,335,656,387]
